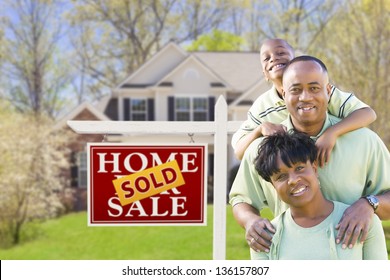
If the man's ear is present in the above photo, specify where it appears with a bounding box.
[326,83,332,97]
[281,88,286,99]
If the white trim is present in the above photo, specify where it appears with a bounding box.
[54,102,110,130]
[155,55,233,90]
[116,42,187,89]
[229,78,269,107]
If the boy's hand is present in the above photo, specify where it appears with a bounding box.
[316,129,337,167]
[259,122,287,137]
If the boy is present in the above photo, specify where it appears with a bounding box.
[232,39,376,167]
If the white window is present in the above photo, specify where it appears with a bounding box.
[175,97,208,121]
[131,98,147,120]
[78,152,87,188]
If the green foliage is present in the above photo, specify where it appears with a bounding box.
[310,0,390,147]
[186,30,246,51]
[0,100,73,247]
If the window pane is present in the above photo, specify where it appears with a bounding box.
[78,152,87,188]
[194,112,207,121]
[79,170,88,187]
[132,113,146,120]
[193,98,207,110]
[176,112,190,121]
[175,98,190,110]
[131,99,146,111]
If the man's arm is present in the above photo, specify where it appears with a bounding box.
[335,191,390,249]
[375,191,390,220]
[232,203,275,252]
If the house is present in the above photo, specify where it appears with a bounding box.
[58,42,271,210]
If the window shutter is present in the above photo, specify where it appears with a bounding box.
[168,96,175,121]
[124,98,131,120]
[208,96,215,121]
[147,98,155,120]
[70,152,78,187]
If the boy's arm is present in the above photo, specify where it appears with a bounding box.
[316,107,376,166]
[234,123,287,160]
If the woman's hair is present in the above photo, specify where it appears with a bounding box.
[254,131,317,182]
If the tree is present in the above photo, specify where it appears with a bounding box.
[0,100,72,247]
[312,0,390,146]
[0,0,72,118]
[224,0,340,52]
[186,29,245,51]
[66,0,231,101]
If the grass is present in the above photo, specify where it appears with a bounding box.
[0,206,389,260]
[0,205,249,260]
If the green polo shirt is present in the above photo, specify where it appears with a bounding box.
[251,201,388,260]
[231,85,370,149]
[229,114,390,216]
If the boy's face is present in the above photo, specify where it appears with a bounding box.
[260,39,294,82]
[282,60,331,132]
[270,158,319,208]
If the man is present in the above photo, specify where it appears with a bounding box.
[232,39,376,165]
[229,55,390,254]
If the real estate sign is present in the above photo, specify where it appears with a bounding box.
[87,143,207,226]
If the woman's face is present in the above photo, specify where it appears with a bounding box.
[270,158,320,207]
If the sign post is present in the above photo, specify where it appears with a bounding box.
[67,96,241,260]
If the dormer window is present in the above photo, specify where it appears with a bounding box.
[124,98,147,121]
[175,97,208,121]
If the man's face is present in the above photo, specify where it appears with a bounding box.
[282,60,331,132]
[260,39,294,82]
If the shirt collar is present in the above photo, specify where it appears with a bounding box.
[270,86,285,107]
[283,113,339,140]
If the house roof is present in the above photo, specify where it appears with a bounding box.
[54,101,111,130]
[156,54,232,90]
[193,51,262,92]
[117,42,262,93]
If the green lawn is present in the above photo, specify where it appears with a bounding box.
[0,206,389,260]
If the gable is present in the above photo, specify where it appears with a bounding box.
[118,42,187,88]
[194,52,261,93]
[54,102,110,130]
[157,55,229,94]
[230,79,271,107]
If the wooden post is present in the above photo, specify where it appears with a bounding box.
[67,95,241,260]
[213,96,228,260]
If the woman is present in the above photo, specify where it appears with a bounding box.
[251,131,387,260]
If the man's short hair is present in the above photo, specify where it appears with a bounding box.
[255,131,317,182]
[284,55,328,75]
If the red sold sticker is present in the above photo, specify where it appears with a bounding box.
[88,144,207,226]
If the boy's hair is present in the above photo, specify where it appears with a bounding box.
[254,131,317,182]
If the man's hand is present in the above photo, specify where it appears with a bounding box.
[232,203,276,252]
[335,198,374,249]
[245,217,275,252]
